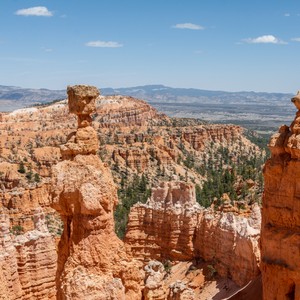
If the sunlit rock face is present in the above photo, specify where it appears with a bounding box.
[51,85,142,300]
[0,210,57,300]
[125,181,261,287]
[261,91,300,299]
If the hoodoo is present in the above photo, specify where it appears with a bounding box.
[51,85,142,300]
[261,91,300,299]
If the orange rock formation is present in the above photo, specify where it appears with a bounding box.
[0,208,57,299]
[261,91,300,299]
[126,181,261,287]
[51,85,142,299]
[0,86,264,299]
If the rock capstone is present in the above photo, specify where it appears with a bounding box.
[60,85,99,159]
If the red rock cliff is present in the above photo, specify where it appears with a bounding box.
[261,91,300,299]
[125,181,261,287]
[0,208,57,299]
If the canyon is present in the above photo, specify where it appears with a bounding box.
[0,84,277,299]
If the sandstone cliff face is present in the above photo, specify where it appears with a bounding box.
[126,182,200,262]
[51,85,142,300]
[194,204,261,286]
[95,95,161,128]
[182,125,241,151]
[126,181,261,287]
[261,92,300,299]
[0,209,57,299]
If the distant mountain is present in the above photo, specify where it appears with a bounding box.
[0,85,66,111]
[102,85,294,132]
[0,84,292,111]
[0,84,295,132]
[101,84,292,105]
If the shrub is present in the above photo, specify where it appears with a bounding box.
[11,225,24,235]
[34,173,40,183]
[18,162,26,174]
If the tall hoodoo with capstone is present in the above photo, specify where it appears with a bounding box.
[60,85,99,159]
[51,85,142,300]
[261,91,300,299]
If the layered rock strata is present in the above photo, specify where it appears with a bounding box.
[0,209,57,299]
[51,85,142,299]
[261,91,300,299]
[125,181,261,287]
[194,203,261,287]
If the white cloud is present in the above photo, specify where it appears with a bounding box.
[291,37,300,42]
[15,6,53,17]
[173,23,204,30]
[242,35,287,44]
[85,41,123,48]
[284,13,290,17]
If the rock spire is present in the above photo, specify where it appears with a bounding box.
[60,85,99,159]
[51,85,142,300]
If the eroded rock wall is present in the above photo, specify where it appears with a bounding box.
[261,92,300,299]
[0,209,57,299]
[125,181,261,287]
[194,204,261,286]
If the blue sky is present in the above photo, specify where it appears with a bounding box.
[1,0,300,92]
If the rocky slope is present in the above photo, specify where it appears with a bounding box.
[0,91,264,233]
[261,91,300,299]
[126,181,261,288]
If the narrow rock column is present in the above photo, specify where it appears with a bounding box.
[51,85,142,300]
[261,91,300,299]
[60,85,99,159]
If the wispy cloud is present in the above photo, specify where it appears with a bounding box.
[41,47,53,52]
[85,41,123,48]
[15,6,53,17]
[284,13,290,17]
[172,23,204,30]
[242,35,287,44]
[291,37,300,42]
